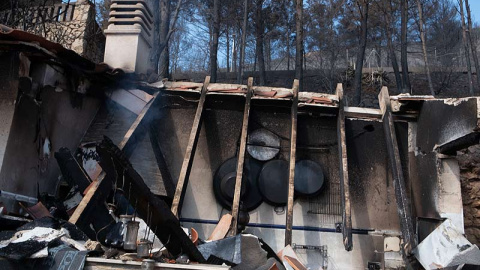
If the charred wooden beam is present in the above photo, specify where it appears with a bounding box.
[336,84,353,251]
[379,87,416,254]
[96,137,205,262]
[69,92,160,226]
[229,77,254,236]
[171,76,210,217]
[55,147,114,241]
[55,147,92,192]
[67,170,114,242]
[285,79,299,246]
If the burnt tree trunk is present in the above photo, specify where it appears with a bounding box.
[295,0,303,89]
[255,0,266,85]
[465,0,480,90]
[226,26,230,72]
[233,26,238,73]
[287,27,291,71]
[416,0,435,95]
[353,0,369,105]
[459,0,474,95]
[266,36,271,71]
[400,0,411,93]
[385,0,402,92]
[238,0,248,83]
[210,0,220,82]
[158,0,171,78]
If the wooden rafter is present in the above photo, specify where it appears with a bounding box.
[171,76,210,217]
[379,87,416,254]
[336,83,352,251]
[285,79,299,246]
[228,77,254,236]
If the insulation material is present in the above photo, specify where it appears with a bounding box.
[413,219,480,269]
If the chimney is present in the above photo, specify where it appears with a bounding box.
[103,0,154,74]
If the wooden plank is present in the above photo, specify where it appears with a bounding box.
[69,92,160,224]
[336,83,352,251]
[228,77,254,236]
[285,79,299,246]
[208,213,233,241]
[171,76,211,217]
[344,106,382,120]
[69,172,106,224]
[378,87,416,254]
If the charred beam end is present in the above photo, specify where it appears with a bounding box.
[97,137,205,262]
[435,132,480,155]
[55,147,92,192]
[229,77,254,236]
[336,83,353,251]
[379,87,416,255]
[55,147,117,240]
[171,76,211,217]
[67,170,114,242]
[285,79,299,247]
[120,91,161,158]
[69,92,160,226]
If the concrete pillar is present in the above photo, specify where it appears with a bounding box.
[103,0,154,74]
[437,157,464,233]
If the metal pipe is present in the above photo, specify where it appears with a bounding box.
[0,190,38,204]
[179,218,371,235]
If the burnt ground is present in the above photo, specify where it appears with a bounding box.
[457,145,480,245]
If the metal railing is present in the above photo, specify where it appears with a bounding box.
[0,3,76,25]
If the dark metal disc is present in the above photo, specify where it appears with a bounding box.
[258,160,289,206]
[213,157,263,212]
[247,129,281,161]
[220,171,247,201]
[294,160,325,197]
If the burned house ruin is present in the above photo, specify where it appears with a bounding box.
[0,0,480,269]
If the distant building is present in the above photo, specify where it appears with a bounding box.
[0,0,105,63]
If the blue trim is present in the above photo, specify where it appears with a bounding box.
[179,218,371,235]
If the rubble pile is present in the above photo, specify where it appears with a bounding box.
[0,137,309,270]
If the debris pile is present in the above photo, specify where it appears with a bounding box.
[0,136,310,269]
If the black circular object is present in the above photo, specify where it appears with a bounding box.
[213,158,263,212]
[247,129,281,161]
[258,160,289,206]
[220,171,248,201]
[294,160,325,197]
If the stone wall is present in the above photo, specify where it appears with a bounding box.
[0,0,105,63]
[457,145,480,245]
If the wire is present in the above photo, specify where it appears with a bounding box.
[95,219,114,244]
